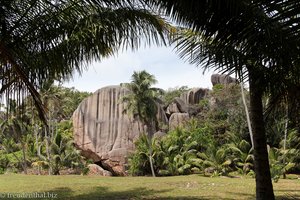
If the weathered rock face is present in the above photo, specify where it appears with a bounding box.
[156,102,169,127]
[73,86,144,175]
[173,97,188,113]
[169,113,190,131]
[166,102,180,116]
[180,88,209,105]
[73,85,167,175]
[211,74,238,86]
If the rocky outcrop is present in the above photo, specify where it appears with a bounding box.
[173,97,188,113]
[72,74,248,176]
[156,102,169,127]
[169,113,190,131]
[73,86,143,175]
[180,88,209,105]
[166,102,180,116]
[87,164,112,176]
[73,85,167,176]
[211,74,238,86]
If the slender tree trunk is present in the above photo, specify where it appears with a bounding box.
[45,128,52,175]
[283,104,289,179]
[240,80,254,149]
[248,69,275,200]
[149,150,156,177]
[21,142,27,174]
[147,120,156,177]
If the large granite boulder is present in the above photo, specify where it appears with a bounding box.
[87,164,112,176]
[180,88,209,105]
[166,102,180,116]
[169,113,190,131]
[156,102,169,127]
[73,85,167,175]
[173,97,188,113]
[211,74,238,86]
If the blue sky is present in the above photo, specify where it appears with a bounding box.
[63,45,215,92]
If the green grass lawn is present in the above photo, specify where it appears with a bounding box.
[0,174,299,200]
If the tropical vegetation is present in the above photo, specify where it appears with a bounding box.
[129,82,300,183]
[0,85,91,175]
[1,0,300,199]
[121,70,164,177]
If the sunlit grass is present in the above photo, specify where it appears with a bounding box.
[0,174,299,199]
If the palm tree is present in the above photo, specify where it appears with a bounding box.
[0,100,30,174]
[44,131,80,175]
[145,1,300,199]
[121,70,163,177]
[0,0,169,123]
[129,133,158,176]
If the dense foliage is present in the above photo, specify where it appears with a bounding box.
[129,84,300,181]
[0,85,91,175]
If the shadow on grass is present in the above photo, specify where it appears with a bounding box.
[225,192,255,200]
[36,186,259,200]
[275,188,300,200]
[276,194,300,200]
[15,185,297,200]
[6,185,298,200]
[44,186,208,200]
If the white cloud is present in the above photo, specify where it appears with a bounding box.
[63,46,214,92]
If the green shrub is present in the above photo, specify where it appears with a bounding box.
[0,167,5,174]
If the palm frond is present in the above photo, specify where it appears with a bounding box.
[0,0,170,123]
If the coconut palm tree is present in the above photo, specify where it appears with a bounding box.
[0,0,169,123]
[121,70,163,177]
[144,1,300,199]
[129,133,158,176]
[121,70,163,135]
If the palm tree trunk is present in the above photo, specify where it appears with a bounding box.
[21,142,27,175]
[283,104,289,179]
[149,153,156,177]
[145,120,156,177]
[45,128,52,175]
[248,69,275,200]
[240,80,254,149]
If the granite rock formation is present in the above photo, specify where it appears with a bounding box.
[180,88,209,105]
[73,85,167,175]
[211,74,238,86]
[169,113,190,131]
[73,86,144,175]
[73,75,236,176]
[87,164,112,176]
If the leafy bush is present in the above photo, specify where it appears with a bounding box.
[128,134,155,176]
[129,123,218,176]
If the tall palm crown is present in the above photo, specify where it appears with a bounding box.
[122,70,163,133]
[0,0,169,122]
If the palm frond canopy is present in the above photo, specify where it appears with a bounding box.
[148,0,300,91]
[121,70,163,125]
[0,0,169,122]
